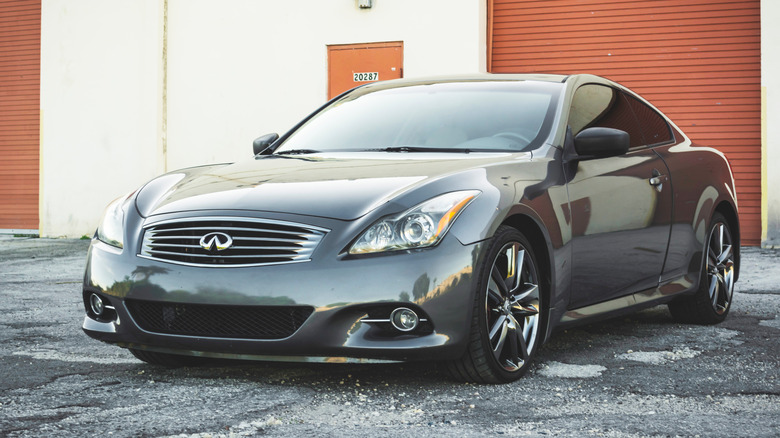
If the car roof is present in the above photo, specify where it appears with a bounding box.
[346,73,630,95]
[396,73,569,83]
[342,73,578,98]
[366,73,568,88]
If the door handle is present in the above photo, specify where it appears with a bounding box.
[649,175,667,186]
[649,173,667,192]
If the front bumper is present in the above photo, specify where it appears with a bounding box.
[82,223,484,362]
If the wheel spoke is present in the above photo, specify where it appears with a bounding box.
[709,274,719,307]
[718,244,733,265]
[511,303,539,318]
[499,245,522,294]
[493,328,508,358]
[724,262,735,301]
[489,315,508,352]
[505,314,529,360]
[512,282,538,303]
[715,272,726,309]
[516,322,529,360]
[510,246,525,293]
[507,323,520,364]
[491,266,509,297]
[523,310,537,339]
[708,247,719,266]
[504,246,516,291]
[487,279,503,305]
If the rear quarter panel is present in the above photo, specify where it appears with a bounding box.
[654,135,739,293]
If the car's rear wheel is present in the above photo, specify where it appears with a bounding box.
[129,348,209,367]
[447,225,544,383]
[669,212,735,324]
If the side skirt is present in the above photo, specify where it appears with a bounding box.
[556,275,696,328]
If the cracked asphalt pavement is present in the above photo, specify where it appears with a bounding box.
[1,237,778,437]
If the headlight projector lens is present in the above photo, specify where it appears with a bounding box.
[401,214,435,244]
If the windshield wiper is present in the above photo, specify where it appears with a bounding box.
[274,149,321,155]
[361,146,471,153]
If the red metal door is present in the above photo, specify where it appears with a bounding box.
[327,41,403,100]
[0,0,40,232]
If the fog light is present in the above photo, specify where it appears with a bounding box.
[89,293,105,317]
[390,307,419,332]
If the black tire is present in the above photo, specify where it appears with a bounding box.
[668,212,736,324]
[129,348,209,367]
[447,225,545,383]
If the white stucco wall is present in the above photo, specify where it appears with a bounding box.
[762,1,780,247]
[39,0,485,237]
[165,0,486,170]
[40,0,164,237]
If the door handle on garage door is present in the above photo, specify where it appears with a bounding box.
[649,175,667,185]
[649,173,668,191]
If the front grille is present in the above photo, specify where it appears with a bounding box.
[139,217,328,267]
[126,300,314,339]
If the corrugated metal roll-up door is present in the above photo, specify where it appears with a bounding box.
[490,0,761,245]
[0,0,40,233]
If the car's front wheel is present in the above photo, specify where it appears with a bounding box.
[447,226,544,383]
[669,212,736,324]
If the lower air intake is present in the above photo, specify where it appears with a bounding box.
[126,300,313,340]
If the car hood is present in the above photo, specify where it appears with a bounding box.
[136,152,529,220]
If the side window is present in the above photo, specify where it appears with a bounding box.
[568,84,644,148]
[624,94,673,146]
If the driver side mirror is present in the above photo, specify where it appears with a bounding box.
[574,127,629,158]
[253,133,279,155]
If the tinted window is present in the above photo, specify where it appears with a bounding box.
[276,81,562,153]
[624,94,673,145]
[568,84,644,148]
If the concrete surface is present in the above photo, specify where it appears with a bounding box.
[0,237,778,437]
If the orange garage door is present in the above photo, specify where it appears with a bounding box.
[490,0,761,245]
[0,0,40,233]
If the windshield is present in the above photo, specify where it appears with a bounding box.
[274,81,562,154]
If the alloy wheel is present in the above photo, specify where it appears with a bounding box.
[485,241,540,372]
[707,221,735,315]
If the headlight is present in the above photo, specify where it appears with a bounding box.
[96,192,134,249]
[349,190,480,254]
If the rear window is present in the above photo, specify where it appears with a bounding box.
[624,94,674,146]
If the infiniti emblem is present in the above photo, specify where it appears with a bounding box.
[199,232,233,251]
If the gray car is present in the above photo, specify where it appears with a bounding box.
[83,74,739,383]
